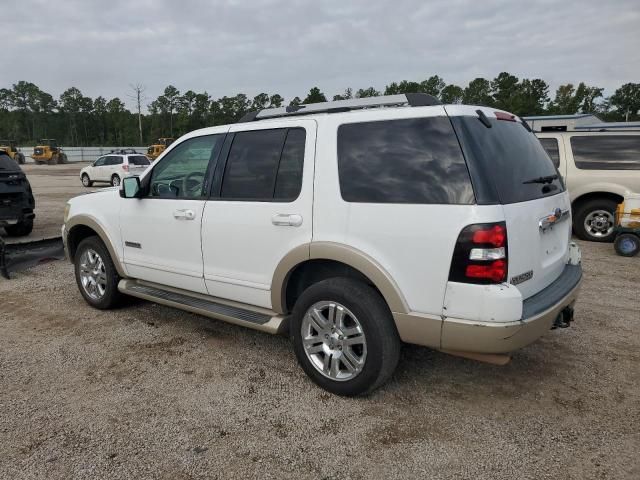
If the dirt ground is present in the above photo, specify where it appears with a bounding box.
[2,163,100,244]
[0,238,638,479]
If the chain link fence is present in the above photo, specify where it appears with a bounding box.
[17,146,148,163]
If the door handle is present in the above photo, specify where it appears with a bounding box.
[173,209,196,220]
[272,213,303,227]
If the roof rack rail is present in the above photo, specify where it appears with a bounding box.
[237,93,441,123]
[109,148,139,154]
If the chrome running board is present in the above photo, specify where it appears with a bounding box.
[118,279,287,334]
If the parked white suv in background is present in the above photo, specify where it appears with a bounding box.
[535,126,640,242]
[63,94,582,395]
[80,150,151,187]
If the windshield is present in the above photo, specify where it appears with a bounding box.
[0,153,20,171]
[128,155,150,166]
[450,116,564,204]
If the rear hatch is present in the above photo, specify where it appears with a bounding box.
[448,107,570,299]
[127,155,151,173]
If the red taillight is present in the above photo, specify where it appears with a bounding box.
[472,224,506,247]
[466,260,507,283]
[449,222,508,284]
[494,111,516,122]
[122,164,129,172]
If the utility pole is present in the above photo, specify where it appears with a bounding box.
[129,84,146,144]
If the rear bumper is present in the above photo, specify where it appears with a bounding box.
[395,263,583,354]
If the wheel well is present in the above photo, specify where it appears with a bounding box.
[283,259,384,313]
[572,192,623,212]
[67,225,99,260]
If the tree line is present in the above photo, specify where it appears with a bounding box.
[1,73,638,147]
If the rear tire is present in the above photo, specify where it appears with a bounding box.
[573,198,618,242]
[74,236,123,309]
[3,219,33,237]
[614,234,640,257]
[290,278,401,396]
[48,154,59,165]
[81,174,93,187]
[111,175,121,187]
[60,153,69,164]
[17,153,25,164]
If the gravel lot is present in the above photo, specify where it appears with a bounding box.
[0,239,638,479]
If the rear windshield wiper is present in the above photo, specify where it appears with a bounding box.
[522,174,558,185]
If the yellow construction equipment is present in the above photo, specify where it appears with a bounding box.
[0,140,26,164]
[147,137,174,160]
[31,139,68,165]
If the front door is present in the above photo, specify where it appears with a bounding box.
[201,120,316,309]
[120,132,227,294]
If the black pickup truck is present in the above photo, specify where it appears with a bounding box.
[0,152,35,237]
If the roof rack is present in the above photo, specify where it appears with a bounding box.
[109,148,139,154]
[237,93,441,123]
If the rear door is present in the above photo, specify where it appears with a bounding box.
[449,108,570,299]
[201,120,315,308]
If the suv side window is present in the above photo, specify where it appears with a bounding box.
[570,135,640,170]
[94,156,106,167]
[338,117,475,204]
[539,138,560,168]
[106,156,123,166]
[221,128,305,201]
[149,134,223,198]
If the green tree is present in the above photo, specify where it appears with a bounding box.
[609,83,640,121]
[491,72,520,112]
[333,88,353,101]
[420,75,445,97]
[516,78,549,115]
[355,87,380,98]
[269,94,284,108]
[440,84,463,104]
[303,87,327,104]
[251,93,270,110]
[462,78,493,106]
[289,96,302,107]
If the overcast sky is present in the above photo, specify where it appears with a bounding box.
[2,0,638,110]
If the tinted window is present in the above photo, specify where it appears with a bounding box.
[221,129,288,200]
[570,135,640,170]
[149,134,223,198]
[94,156,106,167]
[274,129,306,200]
[128,155,150,166]
[0,153,19,171]
[105,156,123,166]
[337,117,475,204]
[451,117,564,204]
[539,138,560,168]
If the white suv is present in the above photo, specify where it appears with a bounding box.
[535,128,640,242]
[63,94,582,395]
[80,150,151,187]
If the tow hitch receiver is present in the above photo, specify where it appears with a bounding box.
[552,306,574,329]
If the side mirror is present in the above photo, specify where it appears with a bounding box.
[120,176,141,198]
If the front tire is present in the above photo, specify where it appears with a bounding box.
[290,278,401,396]
[574,198,618,242]
[74,236,123,309]
[4,219,33,237]
[111,175,121,187]
[614,234,640,257]
[81,174,93,187]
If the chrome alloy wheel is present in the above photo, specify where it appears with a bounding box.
[301,301,367,381]
[79,248,107,300]
[584,209,614,238]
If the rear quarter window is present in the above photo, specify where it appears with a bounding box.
[337,117,475,204]
[128,155,150,166]
[570,135,640,170]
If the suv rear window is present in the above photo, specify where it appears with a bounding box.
[128,155,150,166]
[0,153,19,171]
[337,117,475,204]
[539,138,560,168]
[451,116,564,204]
[570,135,640,170]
